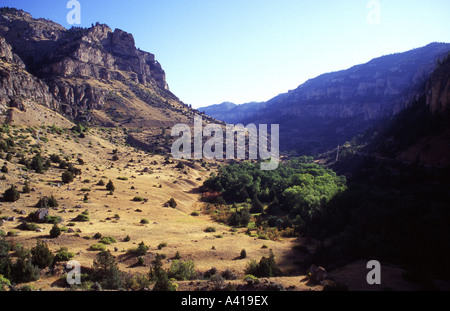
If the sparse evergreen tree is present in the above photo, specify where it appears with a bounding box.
[31,240,54,269]
[92,250,122,290]
[50,224,61,239]
[106,180,115,192]
[2,185,20,202]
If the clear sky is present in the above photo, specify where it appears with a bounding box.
[3,0,450,108]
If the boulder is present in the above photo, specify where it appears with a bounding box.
[33,208,49,223]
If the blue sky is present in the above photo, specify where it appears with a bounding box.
[3,0,450,108]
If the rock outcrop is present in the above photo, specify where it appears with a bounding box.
[0,36,59,114]
[426,54,450,114]
[0,8,174,123]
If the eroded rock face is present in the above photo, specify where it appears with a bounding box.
[0,9,170,122]
[0,36,59,114]
[427,57,450,114]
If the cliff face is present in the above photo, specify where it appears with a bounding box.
[426,55,450,114]
[0,8,174,124]
[0,36,59,114]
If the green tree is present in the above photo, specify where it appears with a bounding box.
[61,171,74,184]
[92,250,122,290]
[31,240,54,269]
[250,195,264,214]
[2,185,20,202]
[106,180,115,192]
[50,224,61,239]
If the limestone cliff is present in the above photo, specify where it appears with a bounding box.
[0,8,177,125]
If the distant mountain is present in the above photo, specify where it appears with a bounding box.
[198,101,268,124]
[201,43,450,154]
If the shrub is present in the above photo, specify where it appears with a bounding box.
[100,236,117,245]
[167,260,195,281]
[91,250,122,290]
[204,227,216,233]
[244,250,282,278]
[140,219,150,224]
[22,181,31,194]
[1,164,8,174]
[90,243,107,252]
[133,196,145,202]
[50,154,62,164]
[93,232,102,239]
[62,171,74,184]
[106,180,115,192]
[54,247,75,262]
[240,249,247,259]
[11,258,40,284]
[136,241,148,256]
[30,155,46,174]
[2,185,20,202]
[36,195,59,208]
[74,214,90,222]
[50,224,61,238]
[97,180,105,186]
[221,268,238,280]
[18,222,41,231]
[166,198,177,208]
[0,274,11,291]
[31,240,54,269]
[45,215,62,224]
[158,242,168,250]
[123,235,131,242]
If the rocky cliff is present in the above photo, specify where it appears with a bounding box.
[0,7,180,125]
[0,36,59,113]
[426,54,450,114]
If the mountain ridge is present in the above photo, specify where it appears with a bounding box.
[201,42,450,154]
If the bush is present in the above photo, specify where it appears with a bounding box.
[22,181,31,194]
[54,247,75,262]
[91,250,122,290]
[245,250,282,278]
[106,180,115,192]
[2,185,20,202]
[61,171,74,184]
[50,224,61,238]
[36,195,59,208]
[31,240,54,269]
[158,242,168,250]
[30,155,46,174]
[140,219,150,224]
[97,180,105,186]
[204,227,216,233]
[167,260,195,281]
[166,198,177,208]
[133,196,145,202]
[74,214,90,222]
[0,274,11,291]
[18,222,41,231]
[90,243,107,252]
[240,249,247,259]
[11,258,40,284]
[45,215,62,225]
[100,236,117,245]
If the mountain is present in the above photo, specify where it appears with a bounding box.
[198,101,267,124]
[201,43,450,154]
[0,8,212,132]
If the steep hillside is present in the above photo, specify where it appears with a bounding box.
[0,8,209,132]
